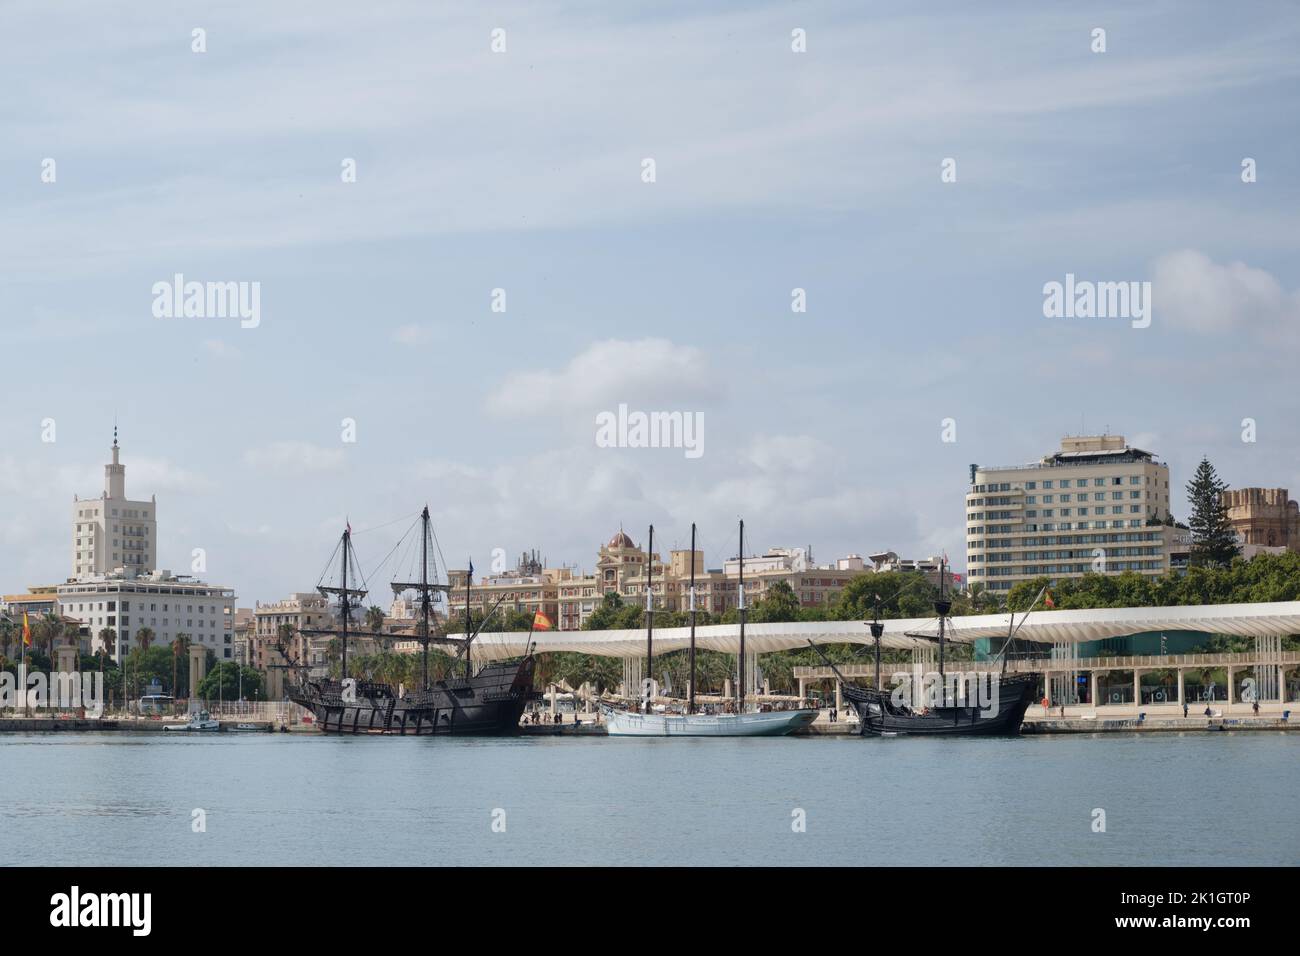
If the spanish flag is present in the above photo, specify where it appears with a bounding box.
[532,611,553,631]
[1044,589,1055,610]
[22,610,31,646]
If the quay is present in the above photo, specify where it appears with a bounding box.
[0,716,279,733]
[1,707,1294,735]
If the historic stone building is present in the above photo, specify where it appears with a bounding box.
[1223,488,1300,552]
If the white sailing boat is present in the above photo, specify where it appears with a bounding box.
[603,520,819,737]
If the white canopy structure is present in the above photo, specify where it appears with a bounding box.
[466,601,1300,661]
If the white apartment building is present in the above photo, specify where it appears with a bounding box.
[57,570,236,660]
[71,432,157,578]
[966,435,1176,593]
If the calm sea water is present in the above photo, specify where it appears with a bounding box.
[1,732,1296,866]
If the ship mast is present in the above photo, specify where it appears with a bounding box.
[421,508,430,688]
[389,506,454,692]
[870,595,884,691]
[688,522,697,715]
[644,524,654,713]
[342,529,350,678]
[935,557,951,702]
[317,524,368,681]
[464,560,473,679]
[737,519,746,713]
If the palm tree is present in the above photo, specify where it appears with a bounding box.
[40,611,61,671]
[97,628,116,708]
[170,634,191,698]
[365,605,385,634]
[136,626,156,653]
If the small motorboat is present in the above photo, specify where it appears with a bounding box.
[164,710,220,732]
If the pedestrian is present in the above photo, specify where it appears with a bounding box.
[1253,700,1260,716]
[1182,702,1188,718]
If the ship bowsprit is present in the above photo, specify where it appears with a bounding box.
[288,657,536,736]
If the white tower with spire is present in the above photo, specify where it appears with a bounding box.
[71,427,158,578]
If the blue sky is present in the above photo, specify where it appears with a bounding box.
[2,0,1299,604]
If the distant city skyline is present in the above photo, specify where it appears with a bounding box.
[2,1,1299,604]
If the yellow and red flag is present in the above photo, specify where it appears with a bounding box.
[532,611,553,631]
[22,611,31,647]
[1044,589,1055,610]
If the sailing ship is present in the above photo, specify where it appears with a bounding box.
[811,562,1042,736]
[603,520,819,737]
[286,508,536,735]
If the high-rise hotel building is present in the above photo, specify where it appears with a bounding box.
[965,435,1181,593]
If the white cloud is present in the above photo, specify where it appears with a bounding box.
[202,338,242,359]
[392,323,437,345]
[744,435,830,473]
[486,338,718,419]
[243,441,345,476]
[1151,249,1300,339]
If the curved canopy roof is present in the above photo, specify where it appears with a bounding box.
[468,601,1300,661]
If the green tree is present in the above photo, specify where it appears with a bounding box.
[197,661,264,701]
[135,626,156,653]
[1186,456,1241,568]
[365,605,386,633]
[583,592,632,630]
[169,634,191,696]
[39,611,62,670]
[751,581,801,622]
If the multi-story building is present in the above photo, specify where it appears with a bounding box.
[57,570,236,660]
[448,550,563,630]
[252,593,336,674]
[1223,488,1300,553]
[231,608,256,666]
[1,585,61,619]
[71,431,157,578]
[452,532,875,630]
[966,435,1177,593]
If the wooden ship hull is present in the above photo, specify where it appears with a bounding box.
[843,672,1040,736]
[289,657,535,736]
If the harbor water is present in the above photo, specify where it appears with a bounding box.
[1,732,1296,866]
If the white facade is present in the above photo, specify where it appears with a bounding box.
[57,570,236,662]
[71,434,156,578]
[966,435,1175,593]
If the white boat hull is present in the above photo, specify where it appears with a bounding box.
[603,708,818,737]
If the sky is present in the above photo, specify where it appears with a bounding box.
[2,0,1299,606]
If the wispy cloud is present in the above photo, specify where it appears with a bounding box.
[1152,249,1300,341]
[487,338,717,418]
[243,441,345,476]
